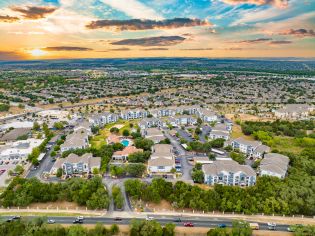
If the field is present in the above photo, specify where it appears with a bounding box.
[231,124,255,141]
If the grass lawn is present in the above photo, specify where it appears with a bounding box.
[268,136,305,155]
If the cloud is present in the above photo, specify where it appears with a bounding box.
[98,48,131,52]
[220,0,289,8]
[10,6,57,19]
[269,40,292,44]
[180,48,213,51]
[86,18,211,31]
[111,36,186,47]
[141,48,169,51]
[0,15,19,23]
[0,51,25,61]
[280,28,315,37]
[101,0,163,20]
[236,38,272,43]
[42,46,93,51]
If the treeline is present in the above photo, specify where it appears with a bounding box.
[0,177,110,210]
[110,163,146,178]
[241,120,315,138]
[185,139,225,153]
[0,219,119,236]
[125,149,315,215]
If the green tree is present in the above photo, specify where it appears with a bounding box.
[163,223,175,236]
[122,129,130,137]
[56,168,63,178]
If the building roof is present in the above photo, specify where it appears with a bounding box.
[201,109,216,117]
[148,157,175,167]
[151,144,173,159]
[255,144,270,153]
[202,160,256,176]
[61,128,89,149]
[107,134,121,144]
[232,137,261,148]
[145,128,164,137]
[113,146,143,156]
[260,153,289,176]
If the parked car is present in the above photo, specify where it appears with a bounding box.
[184,222,194,227]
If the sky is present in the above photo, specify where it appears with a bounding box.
[0,0,314,60]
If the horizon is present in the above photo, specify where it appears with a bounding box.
[1,0,315,60]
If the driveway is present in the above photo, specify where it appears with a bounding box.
[175,128,193,143]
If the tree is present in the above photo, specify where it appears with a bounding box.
[192,170,204,183]
[128,151,151,163]
[127,164,146,177]
[122,129,130,137]
[163,223,175,236]
[130,220,163,236]
[134,138,154,151]
[110,127,119,133]
[51,151,57,157]
[53,122,64,130]
[210,138,225,148]
[230,152,246,164]
[33,121,40,131]
[56,168,63,178]
[197,117,203,125]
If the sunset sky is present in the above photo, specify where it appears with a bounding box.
[0,0,314,60]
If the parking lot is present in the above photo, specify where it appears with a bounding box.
[0,164,15,187]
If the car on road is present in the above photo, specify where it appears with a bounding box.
[267,222,276,230]
[217,224,227,228]
[77,216,84,220]
[47,219,55,224]
[114,217,122,221]
[184,222,194,227]
[6,216,21,222]
[146,216,154,221]
[249,223,260,230]
[173,218,182,222]
[73,219,83,224]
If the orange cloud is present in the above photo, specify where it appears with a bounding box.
[0,15,19,23]
[280,28,315,37]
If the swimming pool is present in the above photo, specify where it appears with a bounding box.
[121,139,130,147]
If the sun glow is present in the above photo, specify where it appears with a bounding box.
[29,49,46,57]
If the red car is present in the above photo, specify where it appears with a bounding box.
[184,222,194,227]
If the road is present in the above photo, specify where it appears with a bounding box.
[0,215,291,232]
[164,131,193,182]
[199,125,211,143]
[26,134,62,179]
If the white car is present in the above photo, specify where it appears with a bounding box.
[267,222,276,230]
[77,216,84,220]
[47,219,55,224]
[146,216,154,221]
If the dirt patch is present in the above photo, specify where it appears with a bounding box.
[28,201,83,210]
[147,200,174,212]
[226,113,272,122]
[113,124,125,129]
[175,226,209,236]
[253,231,293,236]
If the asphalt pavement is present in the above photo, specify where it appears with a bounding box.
[0,215,291,232]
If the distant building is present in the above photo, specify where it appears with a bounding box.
[198,109,218,123]
[60,128,90,153]
[139,118,163,130]
[230,137,270,158]
[274,104,314,120]
[89,112,119,126]
[148,144,175,175]
[50,153,101,176]
[120,110,148,120]
[209,123,232,141]
[202,160,256,186]
[0,138,44,161]
[259,153,289,179]
[142,128,165,144]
